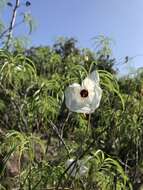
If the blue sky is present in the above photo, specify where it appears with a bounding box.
[2,0,143,75]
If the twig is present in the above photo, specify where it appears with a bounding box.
[48,120,70,156]
[60,112,71,138]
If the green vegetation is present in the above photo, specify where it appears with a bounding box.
[0,1,143,189]
[0,38,142,190]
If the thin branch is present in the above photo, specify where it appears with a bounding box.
[0,20,23,39]
[60,112,71,138]
[56,139,96,190]
[48,120,70,156]
[5,0,20,49]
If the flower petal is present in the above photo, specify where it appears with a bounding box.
[69,83,81,88]
[82,70,100,90]
[65,84,82,111]
[66,159,77,177]
[65,84,92,113]
[79,165,88,176]
[89,70,100,83]
[87,84,102,112]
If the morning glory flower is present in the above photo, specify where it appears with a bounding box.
[65,70,102,114]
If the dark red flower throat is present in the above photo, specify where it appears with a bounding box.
[80,89,88,98]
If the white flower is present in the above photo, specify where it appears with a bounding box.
[65,70,102,113]
[65,158,88,177]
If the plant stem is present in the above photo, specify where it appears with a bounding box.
[56,138,96,190]
[48,120,70,157]
[5,0,20,49]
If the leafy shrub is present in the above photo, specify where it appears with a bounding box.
[0,38,142,189]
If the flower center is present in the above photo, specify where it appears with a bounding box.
[80,89,88,98]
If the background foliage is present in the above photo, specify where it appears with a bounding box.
[0,1,143,190]
[0,38,142,190]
